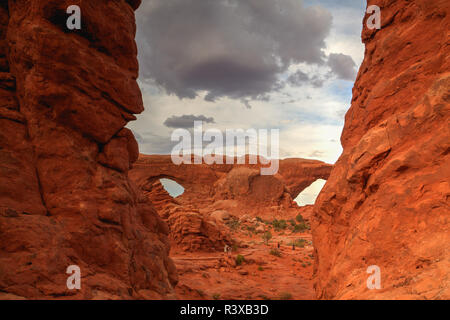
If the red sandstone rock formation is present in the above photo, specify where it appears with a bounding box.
[313,0,450,299]
[0,1,177,299]
[142,180,233,252]
[130,154,332,218]
[130,155,331,253]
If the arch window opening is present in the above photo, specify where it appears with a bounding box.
[159,178,185,198]
[294,179,327,206]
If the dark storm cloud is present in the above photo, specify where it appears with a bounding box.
[288,52,357,88]
[305,0,366,10]
[163,114,215,129]
[136,0,332,101]
[327,53,357,80]
[287,70,310,86]
[287,70,329,88]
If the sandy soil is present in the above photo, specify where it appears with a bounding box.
[173,226,315,300]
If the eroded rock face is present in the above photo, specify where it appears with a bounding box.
[313,0,450,299]
[142,180,233,252]
[0,1,176,299]
[131,154,332,219]
[130,154,331,252]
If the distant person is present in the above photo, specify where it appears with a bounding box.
[292,244,295,251]
[224,245,232,256]
[277,242,280,249]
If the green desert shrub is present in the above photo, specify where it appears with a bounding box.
[236,254,245,266]
[272,219,287,231]
[269,248,282,257]
[226,218,240,230]
[262,231,272,245]
[290,238,307,248]
[293,222,310,233]
[279,292,293,300]
[295,214,304,223]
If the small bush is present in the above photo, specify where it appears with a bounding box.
[289,219,296,226]
[279,292,293,300]
[296,214,304,223]
[212,293,221,300]
[272,219,287,231]
[226,218,240,230]
[269,249,282,257]
[236,254,245,266]
[262,231,272,245]
[258,266,264,271]
[256,216,264,223]
[293,222,310,233]
[290,238,307,248]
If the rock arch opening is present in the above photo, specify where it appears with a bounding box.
[294,179,327,206]
[159,178,185,198]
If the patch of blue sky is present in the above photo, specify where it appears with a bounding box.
[160,178,185,198]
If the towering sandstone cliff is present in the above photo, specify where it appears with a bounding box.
[0,1,177,299]
[313,0,449,299]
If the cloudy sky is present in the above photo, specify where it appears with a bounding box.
[128,0,367,204]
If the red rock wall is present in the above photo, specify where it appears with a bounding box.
[0,0,177,299]
[312,0,449,299]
